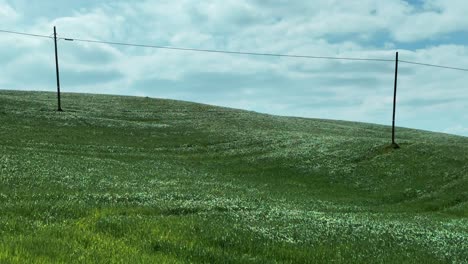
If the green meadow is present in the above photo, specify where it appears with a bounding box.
[0,90,467,263]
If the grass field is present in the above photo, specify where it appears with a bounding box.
[0,90,467,263]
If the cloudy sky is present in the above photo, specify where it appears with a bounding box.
[1,0,468,136]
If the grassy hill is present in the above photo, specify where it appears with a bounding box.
[0,90,467,263]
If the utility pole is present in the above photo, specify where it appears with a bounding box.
[54,26,63,112]
[391,51,399,149]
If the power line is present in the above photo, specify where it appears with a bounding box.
[400,60,468,72]
[2,28,468,72]
[0,28,393,61]
[59,36,394,62]
[0,29,52,39]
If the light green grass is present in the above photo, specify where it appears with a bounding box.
[0,90,467,263]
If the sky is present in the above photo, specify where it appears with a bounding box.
[1,0,468,136]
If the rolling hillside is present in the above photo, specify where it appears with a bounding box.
[0,90,467,263]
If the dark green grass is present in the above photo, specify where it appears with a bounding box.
[0,90,467,263]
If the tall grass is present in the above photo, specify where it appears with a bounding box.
[0,90,467,263]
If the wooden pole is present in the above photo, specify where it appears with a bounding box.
[392,51,399,148]
[54,26,63,112]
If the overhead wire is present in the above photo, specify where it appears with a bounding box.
[1,28,468,71]
[57,36,395,62]
[0,28,393,62]
[0,29,52,39]
[399,60,468,72]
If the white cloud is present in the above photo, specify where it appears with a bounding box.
[393,0,468,42]
[0,0,19,23]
